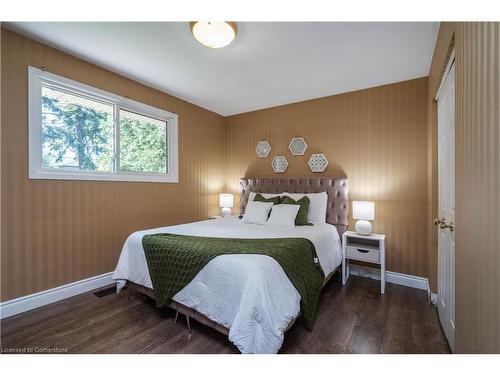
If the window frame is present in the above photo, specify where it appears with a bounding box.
[28,66,179,183]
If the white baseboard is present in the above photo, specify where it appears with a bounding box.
[0,272,114,319]
[429,292,438,305]
[349,264,428,290]
[427,282,438,305]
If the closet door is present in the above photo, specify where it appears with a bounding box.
[436,61,456,352]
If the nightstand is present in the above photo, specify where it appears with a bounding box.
[342,231,386,294]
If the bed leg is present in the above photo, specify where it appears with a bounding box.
[127,282,134,301]
[186,315,191,334]
[174,310,179,324]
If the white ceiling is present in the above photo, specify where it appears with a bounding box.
[7,22,438,116]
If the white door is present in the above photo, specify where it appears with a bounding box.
[436,60,456,352]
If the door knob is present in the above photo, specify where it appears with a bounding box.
[440,221,455,232]
[433,218,445,226]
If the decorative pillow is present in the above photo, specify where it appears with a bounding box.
[283,192,328,224]
[266,204,300,228]
[248,191,282,203]
[253,193,282,205]
[281,196,311,226]
[242,201,274,225]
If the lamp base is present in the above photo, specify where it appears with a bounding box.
[221,207,232,217]
[355,220,372,235]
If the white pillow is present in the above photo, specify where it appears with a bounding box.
[242,201,274,225]
[266,204,300,228]
[283,192,328,224]
[248,191,283,202]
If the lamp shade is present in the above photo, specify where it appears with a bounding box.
[219,193,234,208]
[352,201,375,221]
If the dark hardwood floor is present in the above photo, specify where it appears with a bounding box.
[0,274,450,354]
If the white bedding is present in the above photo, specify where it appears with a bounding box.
[112,215,342,354]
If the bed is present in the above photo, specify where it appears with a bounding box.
[113,177,349,353]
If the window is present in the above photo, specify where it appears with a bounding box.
[41,85,115,173]
[119,110,167,174]
[29,67,178,183]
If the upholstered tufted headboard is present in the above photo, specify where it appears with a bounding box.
[239,177,349,237]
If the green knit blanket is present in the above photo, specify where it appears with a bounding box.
[142,233,325,328]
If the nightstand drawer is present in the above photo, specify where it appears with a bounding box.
[346,245,380,263]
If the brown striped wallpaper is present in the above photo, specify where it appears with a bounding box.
[454,22,500,353]
[1,29,226,301]
[225,78,430,279]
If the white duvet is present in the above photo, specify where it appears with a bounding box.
[112,216,342,354]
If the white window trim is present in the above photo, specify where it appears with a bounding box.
[28,66,179,183]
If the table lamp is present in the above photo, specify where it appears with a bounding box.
[219,193,234,217]
[352,201,375,235]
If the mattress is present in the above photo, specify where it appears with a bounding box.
[112,215,342,353]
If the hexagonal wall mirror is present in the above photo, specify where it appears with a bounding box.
[308,153,329,173]
[272,155,288,173]
[255,140,271,158]
[288,137,308,156]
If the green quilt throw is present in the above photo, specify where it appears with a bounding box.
[142,233,325,328]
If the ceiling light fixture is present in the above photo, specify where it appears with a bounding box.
[190,21,237,48]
